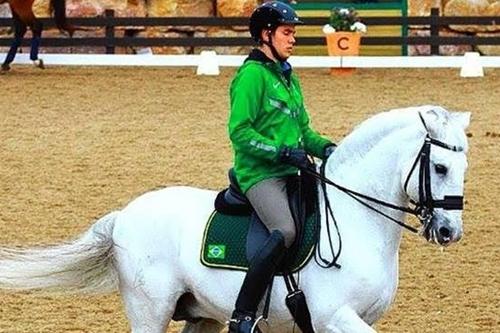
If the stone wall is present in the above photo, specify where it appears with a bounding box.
[0,0,498,55]
[408,0,499,55]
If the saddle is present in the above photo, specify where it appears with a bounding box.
[204,169,320,273]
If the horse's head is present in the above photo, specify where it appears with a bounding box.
[403,107,470,246]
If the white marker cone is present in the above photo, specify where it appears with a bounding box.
[460,52,484,77]
[196,50,220,76]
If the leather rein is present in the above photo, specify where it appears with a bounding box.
[309,112,464,234]
[308,113,465,269]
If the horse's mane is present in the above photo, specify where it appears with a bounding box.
[331,105,466,169]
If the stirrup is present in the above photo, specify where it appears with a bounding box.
[253,315,270,333]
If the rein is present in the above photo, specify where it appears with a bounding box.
[304,167,420,233]
[309,112,465,268]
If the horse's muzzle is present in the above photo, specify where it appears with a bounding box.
[426,213,463,246]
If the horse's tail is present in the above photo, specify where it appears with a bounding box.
[0,211,119,294]
[50,0,75,35]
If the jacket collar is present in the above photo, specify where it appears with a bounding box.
[245,48,275,64]
[245,48,293,85]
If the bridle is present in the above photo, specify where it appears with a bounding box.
[309,112,465,269]
[402,113,464,231]
[308,112,465,234]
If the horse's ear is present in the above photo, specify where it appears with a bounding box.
[421,107,448,137]
[450,112,471,130]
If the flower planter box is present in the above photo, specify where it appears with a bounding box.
[325,31,361,75]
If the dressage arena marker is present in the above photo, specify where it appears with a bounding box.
[460,52,484,78]
[196,50,220,76]
[2,53,499,74]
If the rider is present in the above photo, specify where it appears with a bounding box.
[227,2,336,332]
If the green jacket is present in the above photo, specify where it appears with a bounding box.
[228,50,332,193]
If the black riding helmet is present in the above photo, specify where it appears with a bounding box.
[249,1,303,43]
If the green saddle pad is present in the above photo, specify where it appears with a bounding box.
[200,210,318,273]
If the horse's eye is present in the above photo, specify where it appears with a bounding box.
[435,164,448,175]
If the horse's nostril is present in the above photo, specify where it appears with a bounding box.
[439,227,451,239]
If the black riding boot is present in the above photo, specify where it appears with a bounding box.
[228,230,286,333]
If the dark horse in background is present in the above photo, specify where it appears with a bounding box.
[1,0,74,72]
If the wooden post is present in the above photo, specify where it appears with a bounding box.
[401,0,408,56]
[105,9,115,54]
[430,8,440,56]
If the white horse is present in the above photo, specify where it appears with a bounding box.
[0,105,470,333]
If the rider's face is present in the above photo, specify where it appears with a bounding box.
[263,25,297,60]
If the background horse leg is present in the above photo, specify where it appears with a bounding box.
[50,0,75,35]
[1,11,27,72]
[181,319,225,333]
[29,18,44,69]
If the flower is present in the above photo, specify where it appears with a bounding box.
[351,21,367,34]
[322,24,336,34]
[324,7,367,34]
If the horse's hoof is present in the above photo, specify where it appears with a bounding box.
[1,63,10,72]
[33,59,45,69]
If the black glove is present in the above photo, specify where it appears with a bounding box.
[279,147,312,169]
[323,144,337,159]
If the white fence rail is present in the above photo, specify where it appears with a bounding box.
[3,53,499,68]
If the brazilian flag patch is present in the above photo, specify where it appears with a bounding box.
[207,244,226,259]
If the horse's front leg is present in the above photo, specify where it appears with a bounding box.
[1,11,27,72]
[29,18,44,69]
[326,305,377,333]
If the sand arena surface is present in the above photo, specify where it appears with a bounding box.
[0,66,498,332]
